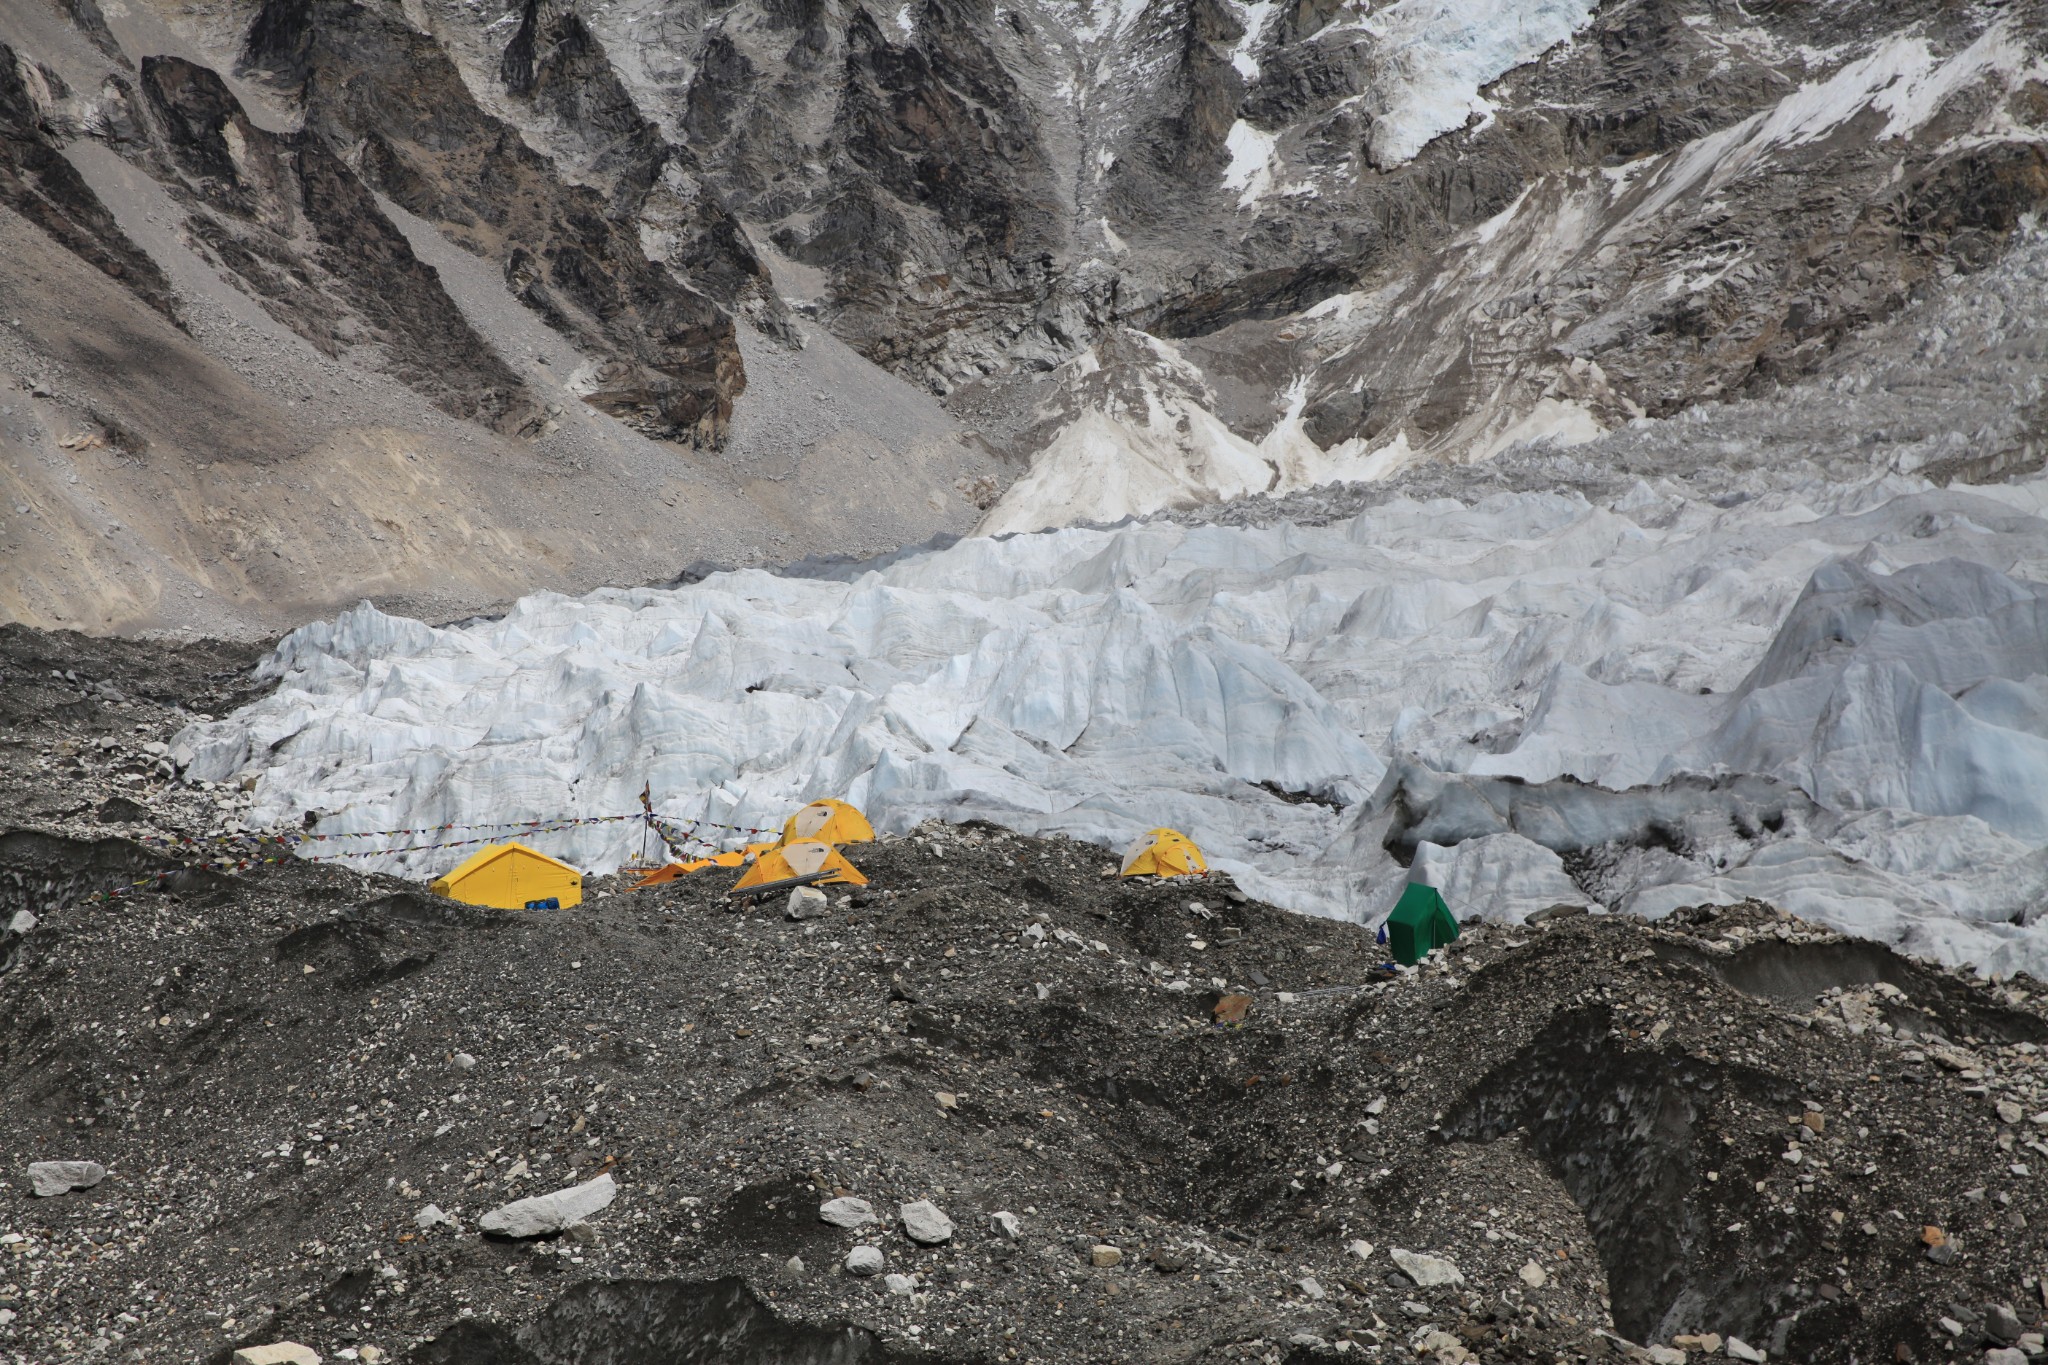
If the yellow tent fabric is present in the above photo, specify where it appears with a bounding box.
[631,841,778,889]
[730,838,868,892]
[780,799,875,847]
[431,841,583,910]
[1118,828,1208,879]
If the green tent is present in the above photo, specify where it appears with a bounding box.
[1386,882,1458,965]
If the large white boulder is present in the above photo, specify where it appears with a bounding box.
[478,1172,615,1238]
[28,1161,105,1197]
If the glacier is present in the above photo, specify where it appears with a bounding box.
[178,472,2048,976]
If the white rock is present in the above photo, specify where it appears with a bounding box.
[787,886,829,919]
[845,1245,885,1276]
[477,1172,615,1237]
[452,1052,476,1072]
[819,1196,877,1229]
[1391,1247,1465,1287]
[1518,1260,1547,1289]
[6,910,35,936]
[1296,1275,1325,1300]
[27,1160,105,1197]
[1725,1339,1767,1363]
[884,1272,917,1296]
[414,1204,454,1231]
[900,1199,954,1244]
[991,1210,1021,1239]
[231,1347,321,1365]
[1346,1239,1375,1261]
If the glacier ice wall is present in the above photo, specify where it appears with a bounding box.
[178,475,2048,975]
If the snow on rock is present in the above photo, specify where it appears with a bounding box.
[976,333,1421,537]
[1353,0,1599,168]
[180,476,2048,974]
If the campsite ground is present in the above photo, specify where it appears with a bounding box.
[4,623,2048,1365]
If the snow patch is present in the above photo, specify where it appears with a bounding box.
[1221,120,1280,207]
[1229,0,1278,80]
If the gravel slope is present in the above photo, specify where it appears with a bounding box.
[5,628,2048,1365]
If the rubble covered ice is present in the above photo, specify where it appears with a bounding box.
[178,473,2048,974]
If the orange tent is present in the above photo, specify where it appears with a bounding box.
[631,841,777,889]
[729,838,867,894]
[431,841,583,909]
[779,798,875,847]
[1118,828,1207,879]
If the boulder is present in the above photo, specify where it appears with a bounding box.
[900,1199,954,1245]
[787,886,830,919]
[231,1347,321,1365]
[1390,1247,1464,1288]
[478,1172,615,1237]
[991,1210,1021,1239]
[819,1195,877,1229]
[28,1160,106,1197]
[845,1245,885,1276]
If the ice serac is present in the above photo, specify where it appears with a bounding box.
[183,473,2048,974]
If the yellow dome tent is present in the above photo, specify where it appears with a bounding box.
[1119,828,1207,879]
[730,837,868,893]
[432,841,583,910]
[780,798,875,847]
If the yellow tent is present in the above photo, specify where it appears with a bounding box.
[431,841,583,910]
[730,837,868,893]
[1119,828,1207,879]
[780,798,875,847]
[631,841,778,889]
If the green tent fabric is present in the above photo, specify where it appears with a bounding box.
[1386,882,1459,965]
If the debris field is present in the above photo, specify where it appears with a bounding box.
[4,626,2048,1365]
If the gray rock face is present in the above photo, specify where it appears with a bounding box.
[900,1199,954,1245]
[28,1160,106,1197]
[478,1172,616,1237]
[818,1195,876,1229]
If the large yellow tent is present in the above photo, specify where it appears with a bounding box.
[730,837,868,893]
[431,841,583,910]
[780,798,875,847]
[1119,828,1207,879]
